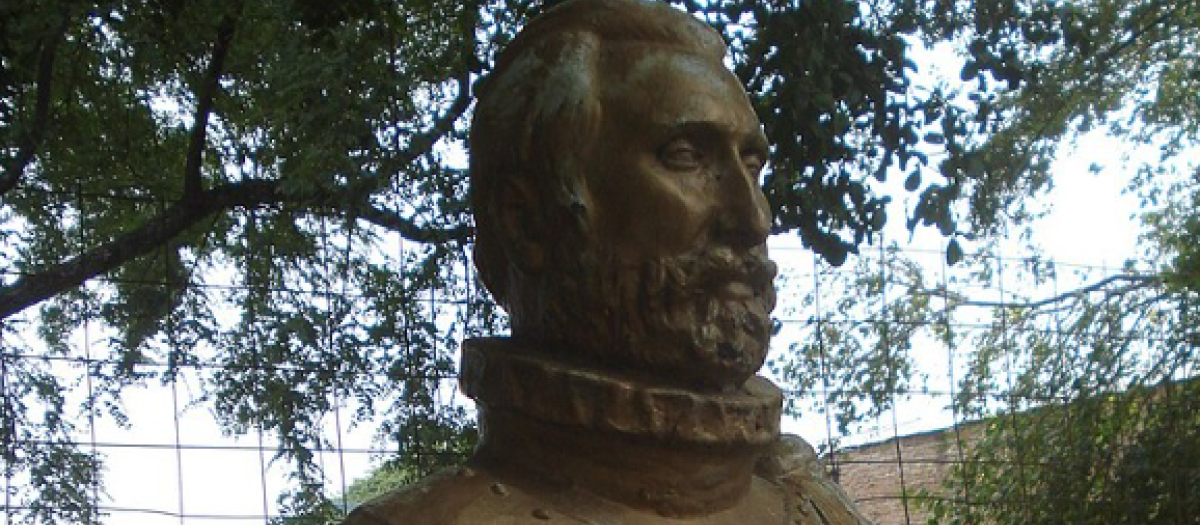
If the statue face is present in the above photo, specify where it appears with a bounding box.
[587,49,772,270]
[558,49,778,389]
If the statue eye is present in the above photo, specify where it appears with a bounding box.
[742,150,766,174]
[659,138,704,171]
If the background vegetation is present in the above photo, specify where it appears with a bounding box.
[2,0,1197,523]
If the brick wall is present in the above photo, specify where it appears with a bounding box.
[832,424,982,525]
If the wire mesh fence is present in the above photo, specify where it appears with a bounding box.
[2,190,1197,525]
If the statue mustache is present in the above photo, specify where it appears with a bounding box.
[650,247,778,297]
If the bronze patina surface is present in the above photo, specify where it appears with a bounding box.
[342,0,872,523]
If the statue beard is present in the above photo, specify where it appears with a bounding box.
[513,243,778,391]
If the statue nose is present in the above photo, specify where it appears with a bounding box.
[715,163,771,248]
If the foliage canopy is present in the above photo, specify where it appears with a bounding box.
[768,0,1200,523]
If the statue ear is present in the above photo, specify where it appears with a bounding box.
[497,177,546,274]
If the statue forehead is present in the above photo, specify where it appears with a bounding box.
[597,49,764,138]
[604,49,744,100]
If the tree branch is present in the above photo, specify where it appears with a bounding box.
[0,179,471,320]
[354,203,472,244]
[396,72,473,168]
[0,16,69,198]
[919,274,1162,310]
[183,15,237,199]
[338,69,473,204]
[0,180,277,320]
[0,9,475,320]
[1087,0,1187,73]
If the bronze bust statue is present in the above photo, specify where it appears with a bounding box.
[342,0,871,523]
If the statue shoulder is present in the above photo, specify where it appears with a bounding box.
[756,435,875,525]
[340,466,555,525]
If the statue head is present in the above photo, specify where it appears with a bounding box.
[470,0,777,391]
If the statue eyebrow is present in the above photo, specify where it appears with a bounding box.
[661,121,769,154]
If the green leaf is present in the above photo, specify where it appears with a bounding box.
[946,238,964,265]
[961,60,980,81]
[904,171,922,191]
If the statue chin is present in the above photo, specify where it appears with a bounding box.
[511,245,778,391]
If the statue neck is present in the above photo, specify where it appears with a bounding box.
[459,337,783,517]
